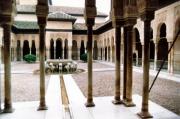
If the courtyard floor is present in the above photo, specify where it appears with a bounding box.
[0,61,179,117]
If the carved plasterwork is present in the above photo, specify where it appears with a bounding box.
[156,11,167,24]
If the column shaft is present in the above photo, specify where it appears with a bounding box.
[123,27,127,101]
[168,42,174,73]
[38,24,47,110]
[85,25,95,107]
[124,26,135,107]
[154,43,158,70]
[138,20,153,118]
[3,24,13,113]
[112,27,122,104]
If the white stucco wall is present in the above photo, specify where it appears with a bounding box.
[47,21,72,30]
[15,14,37,22]
[74,16,107,23]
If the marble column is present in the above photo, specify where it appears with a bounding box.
[38,24,48,110]
[141,45,144,68]
[54,41,56,59]
[123,25,135,107]
[154,42,158,70]
[68,46,72,59]
[170,44,174,74]
[123,27,127,102]
[0,42,1,112]
[62,40,64,59]
[168,42,174,73]
[77,47,80,60]
[112,26,122,104]
[138,20,153,118]
[46,47,50,60]
[3,23,14,113]
[85,24,95,107]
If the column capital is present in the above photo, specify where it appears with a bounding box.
[137,0,157,21]
[0,0,16,25]
[123,0,138,26]
[84,0,97,26]
[36,5,48,25]
[111,0,124,27]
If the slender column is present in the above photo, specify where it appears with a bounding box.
[141,45,144,67]
[154,42,158,70]
[85,25,95,107]
[38,24,48,110]
[123,25,135,107]
[0,42,1,112]
[112,27,122,104]
[168,42,172,73]
[78,47,80,60]
[138,20,153,118]
[170,44,174,74]
[3,24,14,113]
[20,40,23,61]
[62,40,64,59]
[46,47,50,59]
[68,46,72,60]
[123,27,127,101]
[54,41,56,59]
[110,46,112,62]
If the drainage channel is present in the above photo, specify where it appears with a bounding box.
[60,75,74,119]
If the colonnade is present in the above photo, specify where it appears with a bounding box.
[1,0,177,119]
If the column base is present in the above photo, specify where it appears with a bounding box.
[85,101,95,107]
[112,99,123,105]
[137,111,153,118]
[3,107,14,113]
[122,100,136,107]
[0,109,3,114]
[37,105,48,111]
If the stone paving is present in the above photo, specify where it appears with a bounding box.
[0,61,179,116]
[72,61,180,115]
[1,75,179,119]
[0,62,50,102]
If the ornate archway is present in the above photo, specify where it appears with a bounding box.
[157,23,168,69]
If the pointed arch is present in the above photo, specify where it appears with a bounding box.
[157,23,168,69]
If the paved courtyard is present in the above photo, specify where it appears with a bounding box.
[72,61,180,115]
[0,61,179,116]
[0,62,50,102]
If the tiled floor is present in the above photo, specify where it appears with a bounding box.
[0,75,179,119]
